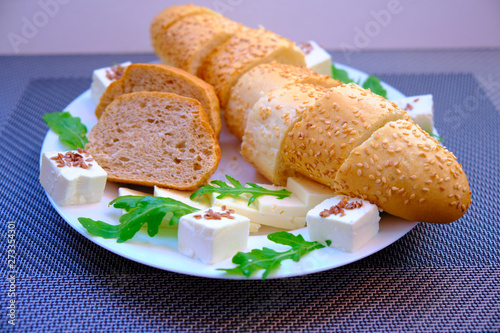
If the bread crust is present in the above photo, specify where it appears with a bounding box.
[150,4,219,56]
[200,27,306,107]
[283,83,409,188]
[334,120,471,223]
[156,14,240,75]
[241,83,330,185]
[95,63,221,137]
[226,62,340,139]
[87,92,221,190]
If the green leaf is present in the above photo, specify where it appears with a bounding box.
[362,75,387,98]
[218,231,326,279]
[331,64,355,84]
[430,133,444,143]
[42,112,88,149]
[190,175,292,206]
[78,196,199,242]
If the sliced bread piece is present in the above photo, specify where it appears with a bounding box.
[282,83,409,188]
[334,120,471,223]
[150,4,220,57]
[226,62,340,139]
[156,14,241,76]
[86,92,221,190]
[94,63,221,137]
[200,27,306,107]
[241,83,331,185]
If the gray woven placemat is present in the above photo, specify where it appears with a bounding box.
[0,71,498,332]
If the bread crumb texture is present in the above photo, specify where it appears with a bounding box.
[87,92,220,190]
[95,63,221,137]
[334,120,471,223]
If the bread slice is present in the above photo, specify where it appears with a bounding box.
[241,83,330,185]
[334,120,471,223]
[156,14,241,76]
[86,92,221,190]
[282,83,409,188]
[226,62,341,139]
[200,27,306,107]
[150,4,220,57]
[95,63,221,137]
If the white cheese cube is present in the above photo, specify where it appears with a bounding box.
[286,177,336,207]
[249,222,261,233]
[178,207,250,264]
[211,193,305,229]
[40,151,107,206]
[299,40,332,76]
[154,186,210,209]
[90,61,131,104]
[392,94,434,134]
[118,187,149,197]
[307,195,380,253]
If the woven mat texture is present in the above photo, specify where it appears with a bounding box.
[0,61,498,332]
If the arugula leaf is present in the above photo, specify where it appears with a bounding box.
[331,64,355,84]
[190,175,291,206]
[42,111,88,149]
[78,196,199,242]
[362,75,387,98]
[219,231,326,279]
[430,133,444,143]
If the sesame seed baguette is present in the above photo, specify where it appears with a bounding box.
[334,120,471,223]
[200,26,306,108]
[241,83,331,185]
[156,14,241,76]
[226,62,341,139]
[282,83,409,188]
[95,63,221,137]
[86,92,221,190]
[150,4,220,58]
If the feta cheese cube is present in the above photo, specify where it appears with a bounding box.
[286,177,336,207]
[90,61,131,104]
[118,187,149,197]
[392,94,434,134]
[299,40,332,76]
[40,151,107,206]
[307,195,380,252]
[210,193,305,229]
[178,207,250,264]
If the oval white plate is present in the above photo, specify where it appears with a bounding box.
[40,63,417,279]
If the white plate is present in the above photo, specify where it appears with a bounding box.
[40,63,417,279]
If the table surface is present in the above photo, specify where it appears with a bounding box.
[0,49,499,332]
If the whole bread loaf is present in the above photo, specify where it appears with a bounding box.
[238,81,471,223]
[95,63,221,136]
[87,92,220,190]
